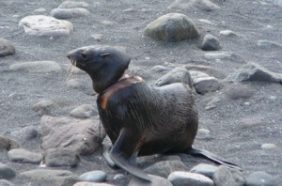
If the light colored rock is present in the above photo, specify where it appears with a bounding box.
[129,174,172,186]
[10,126,38,141]
[205,96,221,110]
[185,64,226,79]
[70,104,97,119]
[0,163,16,180]
[40,116,105,155]
[168,171,214,186]
[33,8,47,13]
[20,169,74,181]
[257,40,282,49]
[32,99,55,115]
[58,1,89,9]
[91,34,103,42]
[227,63,282,84]
[19,15,73,37]
[190,71,221,94]
[79,170,107,182]
[0,179,14,186]
[51,8,90,19]
[204,51,234,60]
[0,38,15,57]
[144,13,199,42]
[168,0,220,11]
[73,182,114,186]
[245,171,278,186]
[224,84,254,100]
[144,160,189,178]
[8,148,42,164]
[261,143,277,150]
[213,166,245,186]
[198,19,215,25]
[220,30,237,37]
[151,65,171,73]
[9,61,62,73]
[0,136,19,151]
[66,79,84,89]
[201,34,221,51]
[190,163,218,178]
[196,128,211,139]
[44,148,80,167]
[155,67,193,88]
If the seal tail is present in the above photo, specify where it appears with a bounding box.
[187,148,241,170]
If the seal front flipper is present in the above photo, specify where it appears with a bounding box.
[186,147,242,170]
[109,128,151,182]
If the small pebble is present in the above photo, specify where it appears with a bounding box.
[8,148,42,164]
[261,143,277,150]
[0,163,16,180]
[168,171,214,186]
[190,163,218,178]
[79,170,107,182]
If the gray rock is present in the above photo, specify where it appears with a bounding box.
[51,8,90,19]
[224,84,254,100]
[0,163,16,180]
[58,1,89,9]
[73,182,114,186]
[9,61,62,73]
[196,128,211,140]
[245,171,278,186]
[257,40,282,49]
[0,179,14,186]
[219,30,237,37]
[185,64,226,79]
[190,163,218,178]
[8,148,42,164]
[201,34,221,51]
[19,15,73,37]
[66,79,84,89]
[190,71,221,94]
[168,171,214,186]
[33,8,47,13]
[40,116,106,155]
[168,0,220,11]
[44,148,80,167]
[204,51,237,61]
[0,136,19,151]
[213,166,245,186]
[227,63,282,84]
[151,65,171,74]
[155,67,193,88]
[70,104,97,119]
[129,174,172,186]
[205,95,221,110]
[20,169,74,182]
[261,143,277,150]
[79,170,107,182]
[32,99,55,115]
[0,38,15,57]
[91,34,103,42]
[10,126,38,141]
[144,13,199,42]
[144,160,189,178]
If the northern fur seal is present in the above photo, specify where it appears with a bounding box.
[67,46,240,181]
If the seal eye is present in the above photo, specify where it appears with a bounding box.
[81,52,88,60]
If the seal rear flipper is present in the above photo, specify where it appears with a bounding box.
[110,128,151,182]
[187,148,242,170]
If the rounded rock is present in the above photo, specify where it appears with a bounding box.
[44,148,80,168]
[261,143,277,150]
[58,1,89,9]
[0,163,16,180]
[9,61,62,73]
[8,148,42,164]
[144,13,199,42]
[73,182,114,186]
[51,8,90,19]
[168,171,214,186]
[201,34,221,51]
[70,104,97,119]
[213,166,245,186]
[79,170,107,182]
[32,99,55,115]
[0,38,15,57]
[190,163,218,178]
[245,171,278,186]
[129,174,172,186]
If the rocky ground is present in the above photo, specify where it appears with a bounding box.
[0,0,282,185]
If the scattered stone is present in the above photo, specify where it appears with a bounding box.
[204,51,235,60]
[190,71,221,94]
[19,15,73,37]
[129,174,172,186]
[10,126,38,141]
[0,136,20,151]
[168,171,214,186]
[0,163,16,180]
[205,95,221,110]
[220,30,237,37]
[196,128,211,139]
[168,0,220,11]
[9,61,62,73]
[66,79,84,89]
[100,20,114,26]
[213,166,245,186]
[261,143,277,150]
[185,64,226,79]
[33,8,47,13]
[70,104,97,119]
[51,8,90,19]
[20,169,74,182]
[145,160,189,178]
[0,179,14,186]
[227,63,282,84]
[190,163,218,178]
[73,182,114,186]
[8,148,42,164]
[144,13,199,42]
[113,173,126,183]
[155,67,193,88]
[201,34,221,51]
[91,34,103,42]
[79,170,107,182]
[58,1,89,9]
[41,116,105,155]
[0,38,15,57]
[44,148,80,167]
[224,84,254,100]
[257,40,282,49]
[32,99,55,115]
[245,171,278,186]
[198,19,215,25]
[151,65,171,74]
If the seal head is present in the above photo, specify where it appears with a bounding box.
[67,46,130,93]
